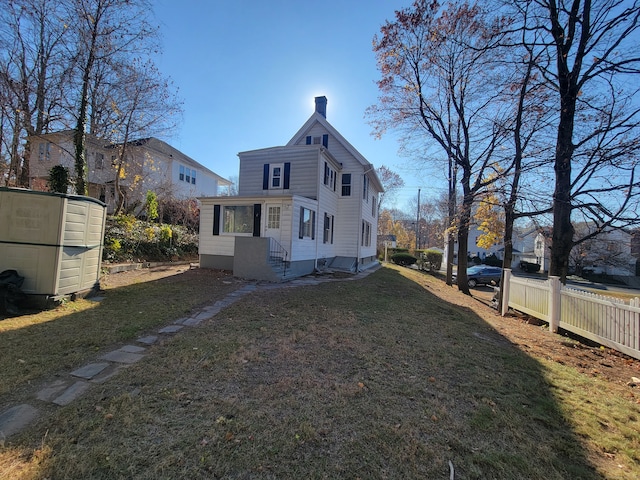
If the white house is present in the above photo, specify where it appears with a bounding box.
[198,96,384,281]
[28,131,231,213]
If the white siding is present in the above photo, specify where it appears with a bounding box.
[290,196,320,261]
[238,146,319,198]
[198,200,235,256]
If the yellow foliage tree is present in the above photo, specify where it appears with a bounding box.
[474,192,504,250]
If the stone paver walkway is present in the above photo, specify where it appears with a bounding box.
[0,268,378,440]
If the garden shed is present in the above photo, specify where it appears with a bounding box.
[0,187,106,301]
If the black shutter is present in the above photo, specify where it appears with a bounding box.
[306,136,312,145]
[213,204,220,235]
[311,211,316,240]
[263,163,269,190]
[283,162,290,189]
[331,215,334,244]
[253,204,261,237]
[322,134,328,148]
[299,207,304,239]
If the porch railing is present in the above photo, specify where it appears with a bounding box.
[268,238,289,278]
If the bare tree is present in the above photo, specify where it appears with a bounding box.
[370,1,512,294]
[516,0,640,281]
[101,58,182,213]
[375,165,404,217]
[66,0,157,195]
[0,0,71,186]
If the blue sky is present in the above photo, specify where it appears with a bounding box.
[152,0,446,210]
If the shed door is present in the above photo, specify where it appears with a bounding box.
[265,204,282,242]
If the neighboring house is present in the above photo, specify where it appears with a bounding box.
[29,131,231,213]
[198,96,384,281]
[377,234,397,250]
[444,219,639,277]
[444,224,546,269]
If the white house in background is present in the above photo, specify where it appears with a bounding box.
[198,96,384,281]
[444,224,551,269]
[28,131,231,213]
[534,226,638,276]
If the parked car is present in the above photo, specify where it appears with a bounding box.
[454,266,503,288]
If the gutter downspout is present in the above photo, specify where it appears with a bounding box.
[315,150,321,271]
[357,163,375,272]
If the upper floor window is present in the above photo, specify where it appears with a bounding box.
[263,162,290,190]
[179,165,196,185]
[372,196,377,217]
[363,175,369,202]
[95,152,104,170]
[305,134,329,148]
[270,164,283,189]
[324,162,336,191]
[38,142,51,162]
[341,173,351,196]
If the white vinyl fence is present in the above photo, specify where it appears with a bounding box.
[501,269,640,360]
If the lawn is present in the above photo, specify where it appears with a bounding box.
[1,265,638,479]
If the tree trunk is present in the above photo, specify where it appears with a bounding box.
[549,79,577,282]
[456,181,474,295]
[547,0,586,282]
[445,155,457,285]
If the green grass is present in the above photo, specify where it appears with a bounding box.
[1,265,638,479]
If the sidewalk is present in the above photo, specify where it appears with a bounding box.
[0,265,379,440]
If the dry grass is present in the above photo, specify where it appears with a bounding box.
[1,266,639,479]
[0,267,241,400]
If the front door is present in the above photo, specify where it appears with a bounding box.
[265,204,282,241]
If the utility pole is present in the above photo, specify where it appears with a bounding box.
[416,188,421,250]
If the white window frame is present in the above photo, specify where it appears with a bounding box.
[270,163,284,190]
[223,205,254,234]
[342,173,351,196]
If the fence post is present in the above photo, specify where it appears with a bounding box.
[633,298,640,351]
[548,276,561,333]
[501,268,511,316]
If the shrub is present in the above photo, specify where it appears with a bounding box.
[158,197,200,232]
[520,261,541,273]
[102,216,198,264]
[390,253,417,266]
[418,249,443,271]
[483,253,502,267]
[469,256,482,265]
[145,190,159,221]
[48,165,70,194]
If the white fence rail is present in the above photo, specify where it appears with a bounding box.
[502,270,640,360]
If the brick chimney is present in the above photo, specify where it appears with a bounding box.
[315,96,327,118]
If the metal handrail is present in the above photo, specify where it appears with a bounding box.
[268,238,289,278]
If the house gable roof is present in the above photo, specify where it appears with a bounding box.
[286,111,384,193]
[143,138,232,186]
